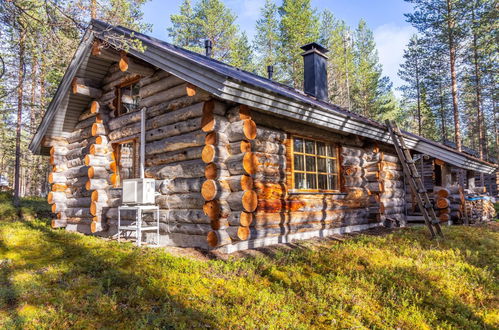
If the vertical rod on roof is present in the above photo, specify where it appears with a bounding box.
[204,40,212,57]
[267,65,274,80]
[140,107,146,179]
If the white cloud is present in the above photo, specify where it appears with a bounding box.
[374,24,416,93]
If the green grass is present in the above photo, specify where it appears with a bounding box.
[0,196,498,329]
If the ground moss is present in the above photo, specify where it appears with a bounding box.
[0,196,498,329]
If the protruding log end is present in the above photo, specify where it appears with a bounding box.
[242,190,258,212]
[207,230,231,248]
[201,179,217,201]
[240,212,253,227]
[205,132,217,145]
[242,152,258,175]
[119,53,129,72]
[186,83,196,97]
[205,163,218,180]
[90,101,100,114]
[203,200,220,220]
[243,119,257,140]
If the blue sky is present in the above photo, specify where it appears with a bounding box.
[141,0,416,90]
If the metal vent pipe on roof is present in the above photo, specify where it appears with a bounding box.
[267,65,274,80]
[204,40,212,57]
[301,42,329,102]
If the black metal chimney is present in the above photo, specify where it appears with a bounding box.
[300,42,329,101]
[204,40,212,57]
[267,65,274,80]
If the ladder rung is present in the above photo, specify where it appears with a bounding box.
[405,160,415,164]
[412,174,421,178]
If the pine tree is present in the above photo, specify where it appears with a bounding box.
[405,0,468,151]
[278,0,319,88]
[398,35,425,136]
[253,0,280,79]
[351,19,392,120]
[229,32,254,72]
[168,0,199,48]
[319,10,354,109]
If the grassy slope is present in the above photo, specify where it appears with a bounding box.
[0,195,498,329]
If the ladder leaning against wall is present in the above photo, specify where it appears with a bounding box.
[385,120,444,239]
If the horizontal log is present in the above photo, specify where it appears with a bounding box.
[147,91,212,118]
[227,211,253,227]
[145,146,203,167]
[226,226,250,241]
[139,83,190,108]
[225,175,253,192]
[139,74,184,99]
[146,131,206,155]
[51,219,67,229]
[84,154,113,168]
[85,179,109,191]
[381,154,399,163]
[162,223,212,236]
[254,182,286,199]
[158,177,205,194]
[201,179,231,201]
[156,193,204,209]
[204,163,230,180]
[226,152,257,176]
[88,166,109,179]
[252,209,368,227]
[227,190,258,212]
[436,198,450,209]
[226,119,257,142]
[226,104,251,122]
[207,230,231,247]
[72,78,102,98]
[145,159,206,179]
[202,144,230,163]
[158,209,211,224]
[64,208,92,218]
[203,200,231,220]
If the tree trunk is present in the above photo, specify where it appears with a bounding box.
[14,34,25,206]
[446,0,462,151]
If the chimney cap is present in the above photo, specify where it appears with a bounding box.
[300,42,329,56]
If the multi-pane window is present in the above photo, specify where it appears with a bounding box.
[116,81,140,116]
[113,141,137,188]
[292,136,339,192]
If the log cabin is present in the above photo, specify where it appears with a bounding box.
[29,20,498,252]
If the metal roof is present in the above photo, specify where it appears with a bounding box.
[29,20,497,174]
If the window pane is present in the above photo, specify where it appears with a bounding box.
[305,139,315,154]
[293,138,303,153]
[328,175,338,190]
[326,158,337,173]
[294,173,305,189]
[305,156,316,172]
[317,157,327,172]
[306,173,317,189]
[327,145,336,158]
[118,143,134,182]
[318,174,328,189]
[317,142,326,156]
[294,155,304,171]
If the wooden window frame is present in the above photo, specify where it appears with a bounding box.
[115,77,141,117]
[112,138,139,188]
[290,135,341,193]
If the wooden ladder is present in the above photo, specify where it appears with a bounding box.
[385,120,444,239]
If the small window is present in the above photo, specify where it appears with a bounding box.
[292,136,339,192]
[113,140,138,187]
[116,81,140,116]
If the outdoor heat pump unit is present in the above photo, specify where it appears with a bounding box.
[122,178,156,205]
[121,107,156,205]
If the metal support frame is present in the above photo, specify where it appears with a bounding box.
[118,205,160,247]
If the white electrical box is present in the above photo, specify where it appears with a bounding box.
[122,178,156,205]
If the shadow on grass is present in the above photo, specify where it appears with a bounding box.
[2,220,216,328]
